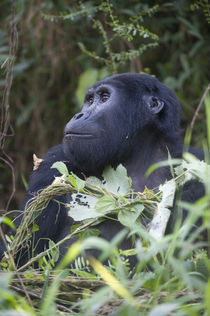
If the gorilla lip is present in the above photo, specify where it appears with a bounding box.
[65,131,93,138]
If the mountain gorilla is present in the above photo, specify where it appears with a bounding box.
[0,73,205,267]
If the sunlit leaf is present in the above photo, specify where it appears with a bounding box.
[68,193,100,220]
[102,164,132,195]
[51,161,69,175]
[95,194,116,213]
[148,303,179,316]
[56,241,82,270]
[118,204,144,227]
[69,172,85,190]
[0,216,15,230]
[148,179,175,239]
[89,257,138,307]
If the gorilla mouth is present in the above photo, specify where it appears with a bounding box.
[65,131,94,138]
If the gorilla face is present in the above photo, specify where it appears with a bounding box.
[63,74,181,175]
[63,80,130,174]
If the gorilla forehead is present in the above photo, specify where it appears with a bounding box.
[86,73,181,127]
[88,73,168,95]
[83,73,181,139]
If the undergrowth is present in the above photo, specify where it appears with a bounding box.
[0,149,209,315]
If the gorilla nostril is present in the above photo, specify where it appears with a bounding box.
[75,113,84,120]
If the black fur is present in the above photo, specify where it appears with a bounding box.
[0,74,205,267]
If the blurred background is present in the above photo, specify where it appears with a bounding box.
[0,0,209,211]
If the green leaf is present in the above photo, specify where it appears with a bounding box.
[118,204,144,227]
[95,194,116,213]
[51,161,69,175]
[175,156,210,185]
[86,176,102,187]
[148,303,179,316]
[77,228,100,240]
[67,165,133,222]
[71,224,82,233]
[146,159,181,177]
[69,172,85,190]
[48,240,60,263]
[0,216,15,230]
[82,236,111,252]
[56,241,82,270]
[31,224,39,233]
[148,179,175,240]
[205,93,210,149]
[102,164,132,195]
[119,248,137,256]
[68,193,100,221]
[89,257,137,306]
[40,270,69,314]
[70,269,95,278]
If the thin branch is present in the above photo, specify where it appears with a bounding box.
[190,83,210,129]
[0,0,18,147]
[0,154,16,211]
[0,0,18,210]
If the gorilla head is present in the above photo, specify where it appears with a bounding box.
[63,74,181,175]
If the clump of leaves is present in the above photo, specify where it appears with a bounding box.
[2,156,209,269]
[0,157,209,315]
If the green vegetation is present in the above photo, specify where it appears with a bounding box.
[0,0,209,315]
[0,156,209,314]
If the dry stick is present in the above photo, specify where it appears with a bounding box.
[13,273,104,287]
[190,83,210,129]
[11,285,42,300]
[10,285,72,312]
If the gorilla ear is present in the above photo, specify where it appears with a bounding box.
[143,95,164,114]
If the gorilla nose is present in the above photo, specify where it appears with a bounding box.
[73,113,84,120]
[72,111,91,121]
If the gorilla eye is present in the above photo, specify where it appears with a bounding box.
[101,93,109,103]
[87,96,94,105]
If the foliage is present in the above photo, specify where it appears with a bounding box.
[42,1,159,74]
[191,0,210,23]
[0,154,209,314]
